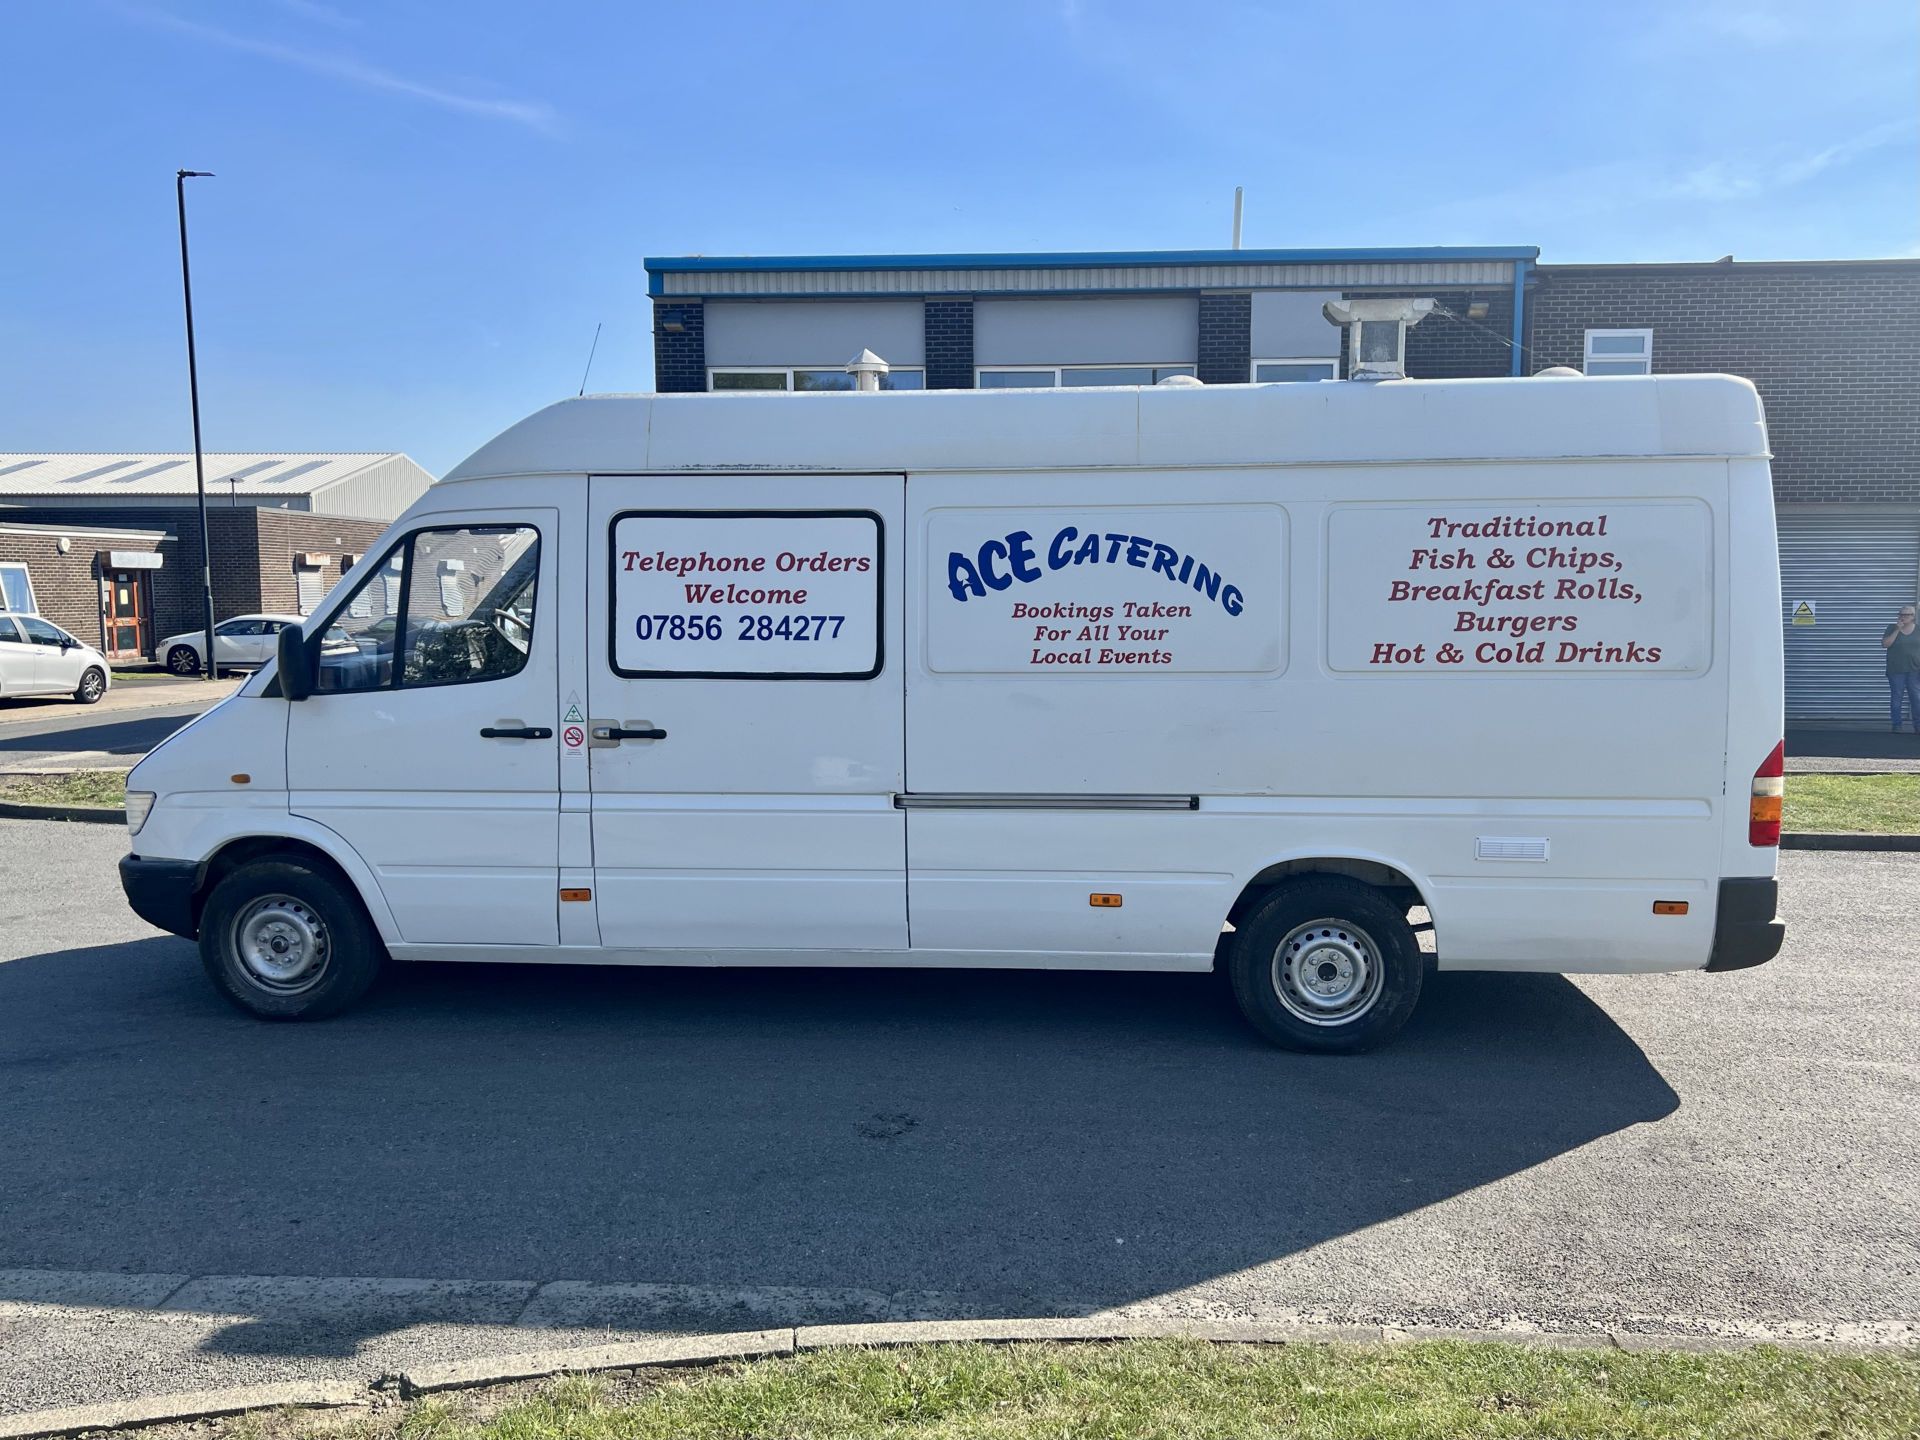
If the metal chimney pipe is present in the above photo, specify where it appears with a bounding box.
[1232,187,1243,250]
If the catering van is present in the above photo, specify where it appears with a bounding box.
[119,374,1786,1051]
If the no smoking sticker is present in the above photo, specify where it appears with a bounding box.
[562,724,585,751]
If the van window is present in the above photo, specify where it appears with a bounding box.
[316,525,539,693]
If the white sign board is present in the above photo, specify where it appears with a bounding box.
[925,505,1285,674]
[1325,500,1711,672]
[611,511,882,678]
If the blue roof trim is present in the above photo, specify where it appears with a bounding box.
[644,246,1541,295]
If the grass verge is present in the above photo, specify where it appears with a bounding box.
[0,770,126,808]
[239,1339,1918,1440]
[1785,773,1920,834]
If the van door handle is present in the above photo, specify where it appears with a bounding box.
[590,725,667,742]
[479,725,553,740]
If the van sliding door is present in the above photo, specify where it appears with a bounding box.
[585,474,907,951]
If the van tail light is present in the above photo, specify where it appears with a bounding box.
[1749,741,1784,847]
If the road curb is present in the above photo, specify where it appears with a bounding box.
[0,802,121,825]
[1782,831,1920,851]
[395,1327,796,1396]
[0,1381,365,1440]
[1,1316,1909,1435]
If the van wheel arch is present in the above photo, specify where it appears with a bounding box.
[1225,858,1431,937]
[193,837,363,934]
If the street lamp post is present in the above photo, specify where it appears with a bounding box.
[175,169,217,680]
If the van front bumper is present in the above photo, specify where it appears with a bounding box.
[119,854,200,939]
[1705,876,1784,972]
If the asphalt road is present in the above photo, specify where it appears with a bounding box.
[0,822,1915,1411]
[0,700,207,770]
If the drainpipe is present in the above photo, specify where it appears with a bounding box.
[1510,258,1529,376]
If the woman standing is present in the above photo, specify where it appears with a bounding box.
[1884,604,1920,733]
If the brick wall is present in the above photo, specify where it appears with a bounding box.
[1197,293,1252,385]
[924,299,974,389]
[0,506,390,655]
[0,530,164,653]
[652,301,707,392]
[1528,262,1920,503]
[250,511,393,617]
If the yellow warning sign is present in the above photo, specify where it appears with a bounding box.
[1792,601,1816,627]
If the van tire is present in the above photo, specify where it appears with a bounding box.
[1225,877,1423,1053]
[198,858,385,1020]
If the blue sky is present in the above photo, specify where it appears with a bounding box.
[2,0,1915,475]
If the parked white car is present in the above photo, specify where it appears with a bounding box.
[0,614,112,703]
[159,614,305,676]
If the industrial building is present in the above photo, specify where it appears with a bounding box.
[0,452,430,664]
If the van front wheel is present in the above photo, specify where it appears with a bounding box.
[198,858,385,1020]
[1226,877,1423,1053]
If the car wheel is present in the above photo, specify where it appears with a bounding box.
[167,644,201,676]
[74,667,107,704]
[1225,876,1424,1054]
[198,858,386,1020]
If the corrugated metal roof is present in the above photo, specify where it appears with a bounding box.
[0,453,416,498]
[646,246,1536,298]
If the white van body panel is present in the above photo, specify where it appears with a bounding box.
[126,376,1782,981]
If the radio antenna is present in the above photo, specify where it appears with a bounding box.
[577,322,603,396]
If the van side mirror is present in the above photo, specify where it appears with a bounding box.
[277,623,313,702]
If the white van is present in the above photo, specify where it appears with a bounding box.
[119,375,1786,1051]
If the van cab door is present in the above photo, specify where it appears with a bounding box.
[585,474,906,951]
[288,507,562,946]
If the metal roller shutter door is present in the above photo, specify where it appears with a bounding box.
[1778,511,1920,724]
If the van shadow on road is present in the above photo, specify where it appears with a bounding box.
[0,939,1678,1359]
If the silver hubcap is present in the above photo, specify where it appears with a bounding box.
[82,673,102,697]
[170,649,195,674]
[1271,917,1385,1027]
[232,894,329,993]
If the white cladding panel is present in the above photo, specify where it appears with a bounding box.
[704,300,926,368]
[1250,291,1343,358]
[973,298,1198,366]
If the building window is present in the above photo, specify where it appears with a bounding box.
[975,364,1196,388]
[0,563,34,613]
[1252,359,1339,383]
[1583,329,1653,376]
[709,367,925,392]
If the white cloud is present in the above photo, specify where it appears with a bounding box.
[1667,120,1918,201]
[125,6,559,134]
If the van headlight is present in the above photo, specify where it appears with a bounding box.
[126,791,157,836]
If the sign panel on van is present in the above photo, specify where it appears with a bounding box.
[1324,500,1711,672]
[926,504,1285,674]
[611,510,882,677]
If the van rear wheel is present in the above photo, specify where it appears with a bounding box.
[198,858,385,1020]
[1225,877,1423,1053]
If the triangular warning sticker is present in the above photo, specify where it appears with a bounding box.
[1791,602,1815,626]
[562,702,585,723]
